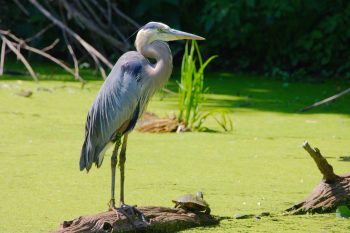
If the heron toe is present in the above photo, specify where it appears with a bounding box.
[119,204,148,223]
[108,199,117,211]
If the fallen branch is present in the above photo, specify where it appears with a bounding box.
[110,2,140,29]
[0,39,5,75]
[80,0,108,31]
[1,35,38,82]
[59,7,84,83]
[0,30,85,83]
[13,0,29,16]
[41,38,60,52]
[25,23,55,43]
[136,112,181,133]
[29,0,113,70]
[302,141,339,182]
[60,0,127,51]
[298,88,350,112]
[19,41,84,82]
[137,118,179,133]
[51,206,218,233]
[286,141,350,214]
[83,0,131,43]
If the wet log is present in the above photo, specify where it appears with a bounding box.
[286,141,350,214]
[51,206,218,233]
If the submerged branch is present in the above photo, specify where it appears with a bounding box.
[299,88,350,112]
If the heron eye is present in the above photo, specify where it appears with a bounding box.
[158,28,166,33]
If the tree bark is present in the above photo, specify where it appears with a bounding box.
[136,112,180,133]
[51,206,218,233]
[302,141,339,183]
[286,141,350,214]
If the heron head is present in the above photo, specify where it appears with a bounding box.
[136,22,205,47]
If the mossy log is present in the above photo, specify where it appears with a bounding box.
[286,141,350,214]
[51,206,218,233]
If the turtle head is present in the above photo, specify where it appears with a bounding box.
[196,191,204,199]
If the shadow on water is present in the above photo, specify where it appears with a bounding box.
[1,59,106,82]
[2,64,350,115]
[166,72,350,115]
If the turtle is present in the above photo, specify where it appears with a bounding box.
[172,191,211,214]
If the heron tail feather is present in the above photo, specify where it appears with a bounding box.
[80,138,94,171]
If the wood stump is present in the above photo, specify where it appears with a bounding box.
[286,141,350,214]
[136,118,179,133]
[51,206,218,233]
[136,112,182,133]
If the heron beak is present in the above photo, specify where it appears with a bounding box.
[168,29,205,41]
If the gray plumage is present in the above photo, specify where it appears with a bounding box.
[78,21,204,211]
[80,48,170,171]
[80,53,143,171]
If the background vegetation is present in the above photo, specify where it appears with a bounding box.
[1,0,350,80]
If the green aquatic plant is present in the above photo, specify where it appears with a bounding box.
[178,40,232,131]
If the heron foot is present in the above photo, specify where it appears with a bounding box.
[108,198,117,211]
[108,200,148,225]
[119,203,148,224]
[109,199,125,220]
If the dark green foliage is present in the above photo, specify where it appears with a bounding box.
[121,0,350,80]
[2,0,350,80]
[336,205,350,218]
[0,0,64,54]
[198,0,350,80]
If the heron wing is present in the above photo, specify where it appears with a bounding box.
[80,52,146,171]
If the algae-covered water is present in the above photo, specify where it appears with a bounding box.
[0,72,349,232]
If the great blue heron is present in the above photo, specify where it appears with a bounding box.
[79,22,204,219]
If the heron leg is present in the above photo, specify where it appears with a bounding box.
[119,134,128,206]
[109,137,121,210]
[118,134,148,223]
[109,136,137,225]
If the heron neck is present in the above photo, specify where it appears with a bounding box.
[137,41,173,89]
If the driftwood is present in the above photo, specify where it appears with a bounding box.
[4,0,140,82]
[51,206,218,233]
[286,141,350,214]
[60,0,127,51]
[29,0,113,70]
[298,87,350,112]
[137,118,179,133]
[0,30,84,83]
[0,39,6,75]
[0,35,39,82]
[2,0,136,82]
[25,24,55,43]
[136,112,182,133]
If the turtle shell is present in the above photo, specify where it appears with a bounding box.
[172,194,209,212]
